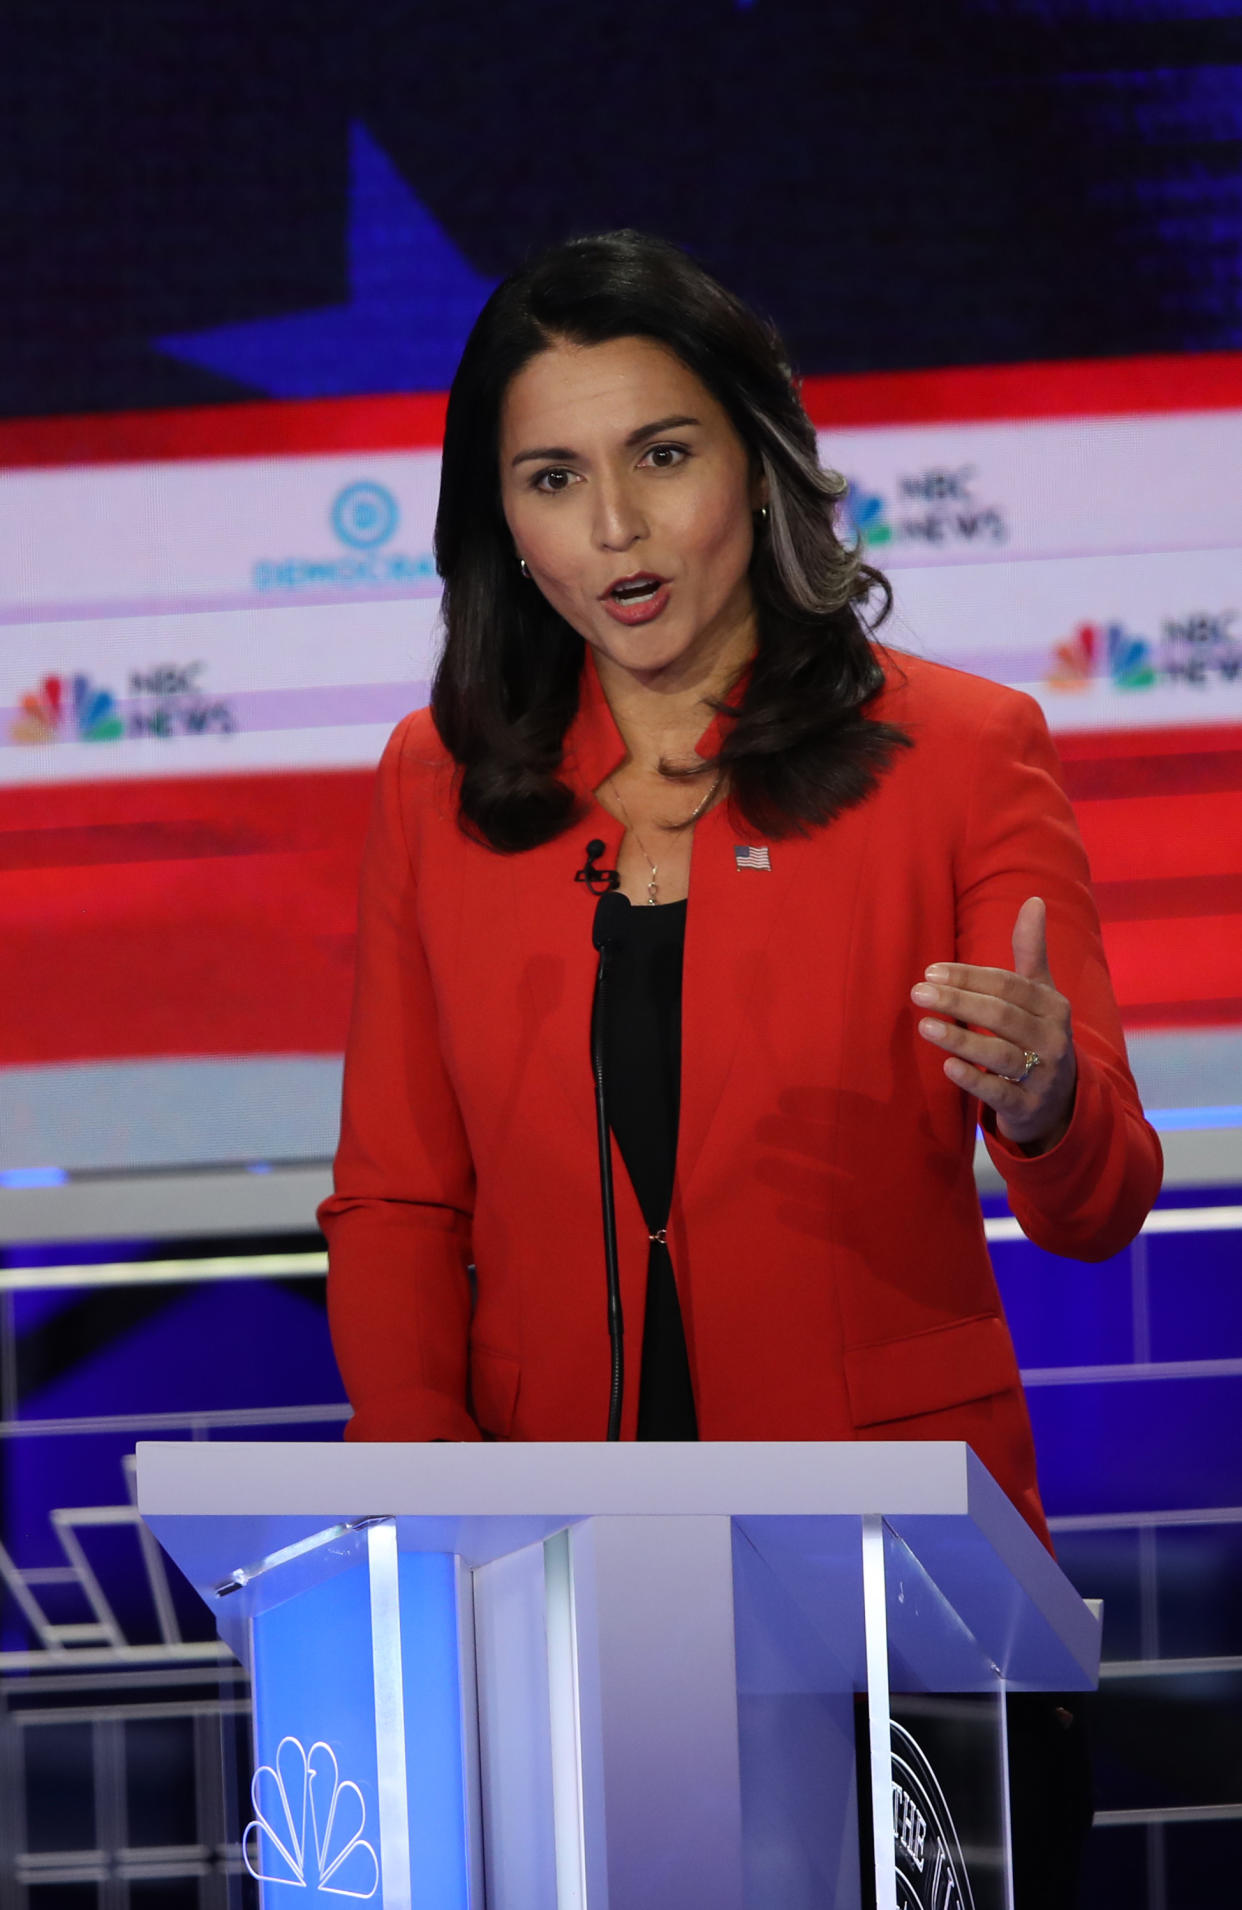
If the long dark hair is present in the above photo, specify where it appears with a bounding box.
[431,230,908,851]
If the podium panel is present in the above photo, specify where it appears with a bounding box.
[243,1527,393,1903]
[222,1519,475,1907]
[137,1441,1098,1909]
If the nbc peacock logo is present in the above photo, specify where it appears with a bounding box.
[10,673,125,744]
[243,1736,379,1898]
[1047,621,1157,693]
[840,479,894,547]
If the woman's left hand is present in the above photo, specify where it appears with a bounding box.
[911,896,1078,1154]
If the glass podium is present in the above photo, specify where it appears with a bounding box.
[136,1440,1100,1909]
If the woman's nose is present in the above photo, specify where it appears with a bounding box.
[592,477,647,551]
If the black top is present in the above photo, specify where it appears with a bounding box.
[601,898,699,1440]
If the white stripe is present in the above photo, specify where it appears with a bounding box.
[0,1403,349,1439]
[0,1642,231,1672]
[1049,1505,1242,1532]
[861,1515,898,1910]
[1021,1357,1242,1387]
[984,1204,1242,1244]
[4,1201,1237,1294]
[1100,1655,1242,1679]
[544,1530,588,1910]
[1094,1804,1242,1827]
[0,1252,327,1291]
[20,1699,251,1726]
[368,1521,412,1910]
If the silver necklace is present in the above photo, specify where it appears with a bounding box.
[608,771,722,905]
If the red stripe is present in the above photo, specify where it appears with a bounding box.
[1093,874,1242,922]
[1102,915,1242,1012]
[1075,792,1242,886]
[1054,723,1242,763]
[799,352,1242,429]
[2,350,1241,470]
[4,720,1242,1062]
[0,767,374,1066]
[1113,997,1242,1031]
[1061,751,1242,803]
[0,391,449,471]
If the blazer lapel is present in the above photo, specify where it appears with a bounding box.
[678,800,799,1193]
[507,807,625,1144]
[509,659,628,1143]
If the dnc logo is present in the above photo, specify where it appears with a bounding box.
[244,1736,379,1898]
[1048,621,1157,693]
[10,674,125,743]
[331,481,399,550]
[254,480,433,592]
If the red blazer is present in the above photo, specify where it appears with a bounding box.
[320,650,1162,1549]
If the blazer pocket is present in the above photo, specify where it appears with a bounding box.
[468,1343,520,1439]
[845,1313,1019,1430]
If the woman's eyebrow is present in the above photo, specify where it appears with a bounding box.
[624,413,700,446]
[509,415,702,468]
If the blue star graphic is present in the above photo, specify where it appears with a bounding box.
[158,125,496,397]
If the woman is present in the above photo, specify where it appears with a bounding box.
[321,231,1160,1539]
[321,228,1160,1905]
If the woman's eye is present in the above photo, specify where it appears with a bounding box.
[642,443,688,470]
[533,466,576,493]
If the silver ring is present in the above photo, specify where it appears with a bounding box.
[1000,1050,1041,1086]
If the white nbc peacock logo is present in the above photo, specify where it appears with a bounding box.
[243,1736,379,1898]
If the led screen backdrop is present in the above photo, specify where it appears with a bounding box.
[4,1,1242,414]
[2,0,1241,1175]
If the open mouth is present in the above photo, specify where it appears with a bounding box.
[606,574,666,604]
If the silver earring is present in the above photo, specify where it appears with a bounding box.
[757,504,769,523]
[518,557,532,578]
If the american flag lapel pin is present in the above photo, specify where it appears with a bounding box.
[734,844,771,872]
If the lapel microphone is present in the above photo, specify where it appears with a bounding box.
[590,888,632,1439]
[575,838,620,895]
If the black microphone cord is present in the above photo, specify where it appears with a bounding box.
[590,889,631,1440]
